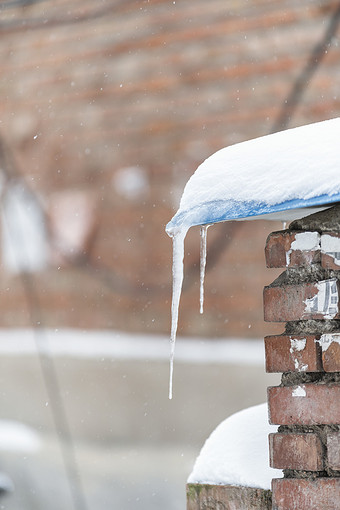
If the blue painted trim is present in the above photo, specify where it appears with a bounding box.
[166,193,340,231]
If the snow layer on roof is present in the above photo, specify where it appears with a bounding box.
[188,403,282,490]
[167,118,340,232]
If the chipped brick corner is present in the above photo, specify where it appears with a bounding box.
[264,204,340,510]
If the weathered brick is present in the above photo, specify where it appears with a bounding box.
[187,483,272,510]
[327,432,340,471]
[265,335,322,373]
[318,333,340,372]
[268,384,340,425]
[321,233,340,270]
[265,230,320,268]
[269,432,323,470]
[272,478,340,510]
[264,279,340,322]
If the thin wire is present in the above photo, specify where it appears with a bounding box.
[20,271,90,510]
[270,2,340,134]
[0,163,89,510]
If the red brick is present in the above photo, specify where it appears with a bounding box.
[272,478,340,510]
[268,384,340,425]
[264,279,340,322]
[327,432,340,471]
[321,233,340,270]
[322,253,340,270]
[265,231,320,268]
[319,333,340,372]
[323,342,340,372]
[187,483,271,510]
[265,335,322,373]
[269,432,323,470]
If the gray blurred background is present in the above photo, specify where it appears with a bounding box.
[0,0,339,508]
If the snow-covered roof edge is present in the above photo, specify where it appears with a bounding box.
[167,117,340,233]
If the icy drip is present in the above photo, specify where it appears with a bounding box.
[168,226,188,400]
[199,225,210,314]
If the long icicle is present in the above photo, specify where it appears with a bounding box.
[199,225,209,315]
[168,227,188,400]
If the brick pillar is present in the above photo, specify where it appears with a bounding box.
[263,205,340,510]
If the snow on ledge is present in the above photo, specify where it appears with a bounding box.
[167,117,340,231]
[188,403,282,490]
[0,329,265,365]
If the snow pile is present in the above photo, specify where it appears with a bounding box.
[0,420,41,453]
[188,403,282,490]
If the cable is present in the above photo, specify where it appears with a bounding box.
[270,2,340,134]
[20,271,90,510]
[0,147,89,510]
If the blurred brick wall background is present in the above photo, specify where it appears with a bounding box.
[0,0,339,338]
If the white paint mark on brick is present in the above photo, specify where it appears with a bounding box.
[289,338,308,371]
[304,279,338,319]
[321,234,340,266]
[290,338,306,352]
[293,359,308,371]
[316,333,340,352]
[286,232,320,266]
[291,232,320,251]
[292,385,306,397]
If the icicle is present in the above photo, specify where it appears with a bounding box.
[199,225,210,314]
[282,221,287,229]
[168,226,188,400]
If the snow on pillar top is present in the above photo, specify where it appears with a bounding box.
[166,117,340,234]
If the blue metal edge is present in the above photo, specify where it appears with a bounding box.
[166,193,340,232]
